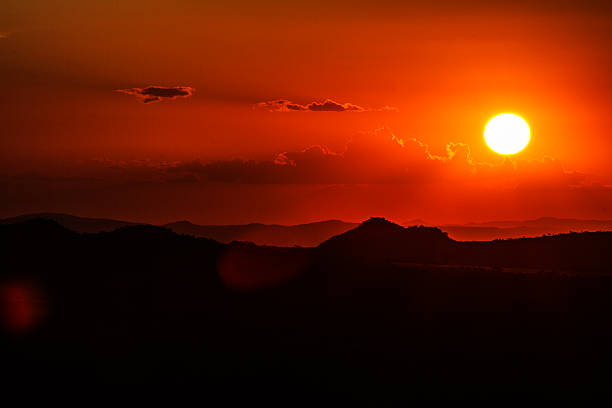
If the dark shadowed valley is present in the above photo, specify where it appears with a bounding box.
[2,217,612,401]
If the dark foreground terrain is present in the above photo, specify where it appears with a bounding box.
[2,217,612,401]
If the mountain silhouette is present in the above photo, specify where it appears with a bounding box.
[318,217,612,272]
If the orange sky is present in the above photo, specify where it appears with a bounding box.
[1,1,611,224]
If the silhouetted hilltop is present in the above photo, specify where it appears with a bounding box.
[163,219,358,247]
[315,217,612,272]
[318,217,452,263]
[0,213,140,233]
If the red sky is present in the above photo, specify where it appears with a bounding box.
[1,1,611,224]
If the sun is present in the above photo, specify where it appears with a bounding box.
[484,114,530,155]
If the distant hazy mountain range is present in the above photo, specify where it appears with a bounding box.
[437,217,612,241]
[2,213,612,246]
[0,213,140,234]
[163,220,359,247]
[0,213,358,247]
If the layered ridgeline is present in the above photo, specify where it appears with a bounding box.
[164,219,358,247]
[0,213,357,247]
[438,217,612,241]
[319,217,612,272]
[2,216,611,284]
[3,213,612,246]
[0,213,140,233]
[1,214,611,273]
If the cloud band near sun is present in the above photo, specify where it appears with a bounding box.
[116,86,195,103]
[255,99,398,112]
[77,127,582,190]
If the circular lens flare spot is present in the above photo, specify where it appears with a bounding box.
[1,283,44,334]
[484,114,530,155]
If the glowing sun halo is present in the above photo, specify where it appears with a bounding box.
[484,114,530,155]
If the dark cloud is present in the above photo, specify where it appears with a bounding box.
[116,86,195,103]
[3,128,607,224]
[57,128,589,190]
[255,99,398,112]
[159,128,575,187]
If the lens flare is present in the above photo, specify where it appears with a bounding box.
[0,283,44,334]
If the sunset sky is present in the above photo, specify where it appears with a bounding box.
[1,1,611,224]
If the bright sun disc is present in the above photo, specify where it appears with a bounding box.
[484,114,530,155]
